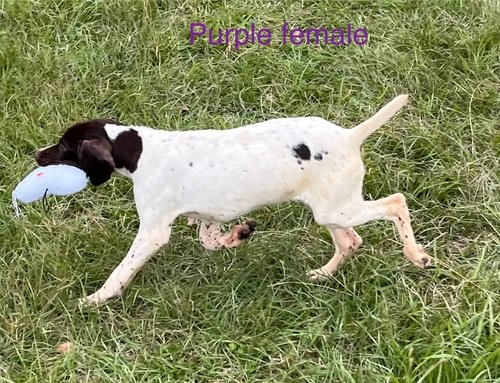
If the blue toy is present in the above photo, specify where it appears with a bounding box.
[13,164,88,216]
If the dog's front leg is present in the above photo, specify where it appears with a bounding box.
[80,221,173,306]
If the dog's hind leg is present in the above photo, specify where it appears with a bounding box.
[308,227,363,281]
[197,220,257,250]
[313,193,432,270]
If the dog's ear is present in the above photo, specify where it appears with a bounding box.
[78,138,115,186]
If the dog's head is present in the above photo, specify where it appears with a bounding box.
[35,119,121,186]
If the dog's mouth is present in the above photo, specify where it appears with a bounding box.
[35,155,78,168]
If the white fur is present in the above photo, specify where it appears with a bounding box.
[81,95,432,305]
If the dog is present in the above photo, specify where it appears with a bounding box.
[35,94,432,305]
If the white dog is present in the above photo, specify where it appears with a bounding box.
[35,94,432,305]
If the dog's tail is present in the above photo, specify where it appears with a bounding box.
[350,94,409,144]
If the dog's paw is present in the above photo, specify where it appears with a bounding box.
[77,297,91,308]
[307,268,332,281]
[236,220,257,240]
[78,293,102,308]
[405,244,433,269]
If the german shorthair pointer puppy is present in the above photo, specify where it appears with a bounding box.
[35,95,432,305]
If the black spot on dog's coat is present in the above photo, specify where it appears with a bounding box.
[314,153,323,161]
[292,143,311,161]
[113,129,142,173]
[189,162,193,167]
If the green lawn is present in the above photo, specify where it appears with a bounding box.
[1,1,499,382]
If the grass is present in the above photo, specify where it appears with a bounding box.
[0,0,499,381]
